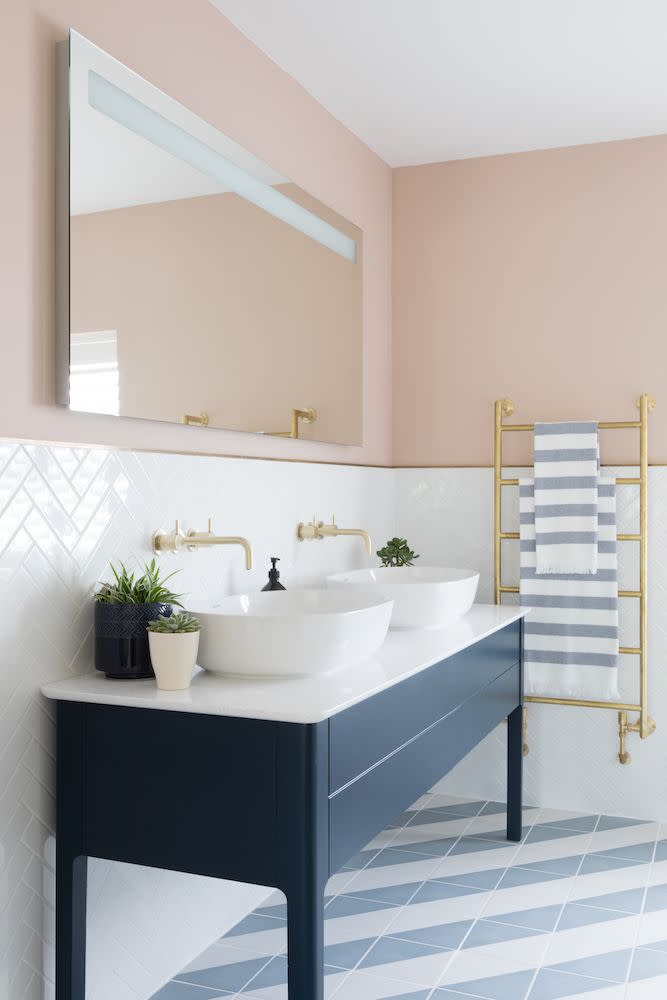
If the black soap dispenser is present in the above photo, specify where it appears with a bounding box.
[262,557,286,591]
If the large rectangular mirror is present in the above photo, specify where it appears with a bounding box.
[56,31,363,445]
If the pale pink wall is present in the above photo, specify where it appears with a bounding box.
[70,191,362,444]
[2,0,391,465]
[393,135,667,467]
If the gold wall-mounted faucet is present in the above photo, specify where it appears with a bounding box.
[153,518,253,570]
[269,407,317,439]
[297,515,372,555]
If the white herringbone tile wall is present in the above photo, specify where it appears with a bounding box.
[396,467,667,821]
[0,442,395,1000]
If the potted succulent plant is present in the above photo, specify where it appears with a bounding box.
[94,560,182,679]
[377,537,420,568]
[147,612,201,691]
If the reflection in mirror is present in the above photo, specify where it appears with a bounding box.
[59,32,363,445]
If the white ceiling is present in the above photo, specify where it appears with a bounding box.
[211,0,667,166]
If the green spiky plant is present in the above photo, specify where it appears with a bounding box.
[94,559,183,606]
[377,537,420,568]
[148,612,200,634]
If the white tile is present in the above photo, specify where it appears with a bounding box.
[386,891,492,934]
[542,914,641,966]
[355,949,453,988]
[569,865,652,901]
[510,833,595,867]
[432,844,522,879]
[324,907,406,946]
[436,934,549,986]
[379,816,473,848]
[625,978,667,999]
[635,910,667,947]
[481,877,575,917]
[552,988,624,1000]
[182,937,281,973]
[330,970,428,999]
[341,857,444,895]
[586,825,659,856]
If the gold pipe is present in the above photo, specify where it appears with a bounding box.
[639,393,649,738]
[502,477,641,487]
[618,711,631,764]
[501,420,641,432]
[620,647,641,655]
[527,696,641,711]
[619,590,641,598]
[494,400,512,603]
[504,531,640,542]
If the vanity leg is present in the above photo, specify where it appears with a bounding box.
[55,853,87,999]
[286,880,325,1000]
[506,704,524,841]
[56,701,88,999]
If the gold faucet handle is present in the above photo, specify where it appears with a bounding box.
[153,519,186,553]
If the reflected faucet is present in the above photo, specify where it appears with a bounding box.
[297,515,372,556]
[153,519,253,570]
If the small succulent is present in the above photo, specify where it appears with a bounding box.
[94,559,182,606]
[377,537,420,568]
[148,612,201,634]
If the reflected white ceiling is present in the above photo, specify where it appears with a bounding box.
[70,31,285,216]
[211,0,667,166]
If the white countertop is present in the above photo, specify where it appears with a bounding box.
[41,604,529,724]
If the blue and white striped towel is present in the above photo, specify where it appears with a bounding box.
[534,421,600,575]
[519,477,620,700]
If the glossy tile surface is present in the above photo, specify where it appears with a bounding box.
[155,795,667,999]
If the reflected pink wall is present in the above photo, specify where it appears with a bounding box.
[393,135,667,466]
[2,0,392,465]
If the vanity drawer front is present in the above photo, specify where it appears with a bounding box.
[329,620,521,792]
[329,664,519,873]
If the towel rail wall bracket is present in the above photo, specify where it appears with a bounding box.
[494,394,657,765]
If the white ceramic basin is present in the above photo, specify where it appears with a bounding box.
[326,566,479,629]
[189,589,393,678]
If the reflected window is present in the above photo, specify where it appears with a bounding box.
[70,331,119,415]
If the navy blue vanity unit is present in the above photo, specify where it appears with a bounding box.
[44,605,526,1000]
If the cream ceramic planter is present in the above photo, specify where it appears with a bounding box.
[148,630,200,690]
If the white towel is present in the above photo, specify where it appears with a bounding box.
[519,477,620,700]
[534,420,600,575]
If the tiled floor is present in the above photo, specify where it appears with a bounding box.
[151,794,667,1000]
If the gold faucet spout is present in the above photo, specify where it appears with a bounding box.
[296,517,372,555]
[186,532,253,570]
[318,524,372,556]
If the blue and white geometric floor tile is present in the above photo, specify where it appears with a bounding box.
[151,794,667,1000]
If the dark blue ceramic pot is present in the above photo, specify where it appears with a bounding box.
[94,602,172,679]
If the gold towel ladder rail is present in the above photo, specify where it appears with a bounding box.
[494,394,657,764]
